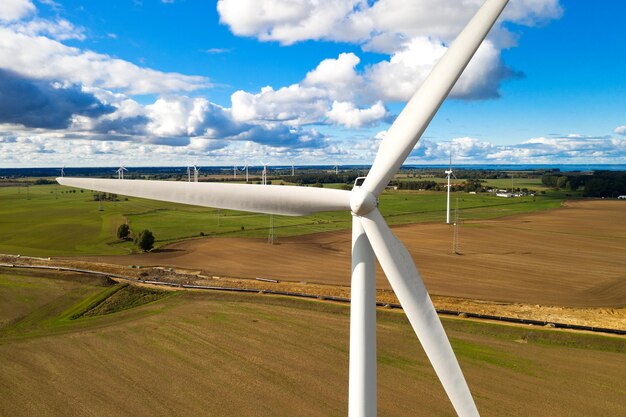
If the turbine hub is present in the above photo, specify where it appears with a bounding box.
[350,189,377,216]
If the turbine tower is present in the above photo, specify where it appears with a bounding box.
[60,166,65,178]
[193,164,199,183]
[233,165,237,179]
[57,2,509,415]
[242,162,249,182]
[445,151,456,224]
[261,163,268,185]
[186,164,191,182]
[334,162,339,175]
[291,161,295,177]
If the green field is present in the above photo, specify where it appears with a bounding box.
[0,269,623,417]
[0,180,569,256]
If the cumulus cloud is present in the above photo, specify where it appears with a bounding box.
[327,101,388,128]
[231,84,329,125]
[0,27,209,95]
[302,52,363,101]
[218,0,562,47]
[614,125,626,135]
[0,0,35,22]
[230,53,390,127]
[0,69,114,129]
[218,0,561,102]
[410,135,626,163]
[217,0,367,45]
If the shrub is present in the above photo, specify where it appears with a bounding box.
[117,223,130,240]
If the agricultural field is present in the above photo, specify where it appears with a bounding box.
[0,269,624,417]
[0,181,567,257]
[79,200,626,308]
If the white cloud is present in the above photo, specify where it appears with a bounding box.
[302,52,363,101]
[217,0,562,47]
[217,0,561,102]
[203,47,231,54]
[614,125,626,135]
[0,28,209,94]
[0,0,35,22]
[231,84,329,125]
[8,18,86,41]
[367,38,509,101]
[217,0,367,45]
[411,135,626,163]
[327,101,387,128]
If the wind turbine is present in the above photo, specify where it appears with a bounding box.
[291,161,295,177]
[233,165,238,179]
[333,162,339,175]
[445,151,457,224]
[116,165,128,180]
[186,164,192,182]
[59,166,65,178]
[56,1,508,415]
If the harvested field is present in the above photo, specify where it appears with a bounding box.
[0,270,624,417]
[74,200,626,308]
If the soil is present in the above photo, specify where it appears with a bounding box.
[69,200,626,308]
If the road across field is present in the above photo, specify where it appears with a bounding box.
[72,200,626,307]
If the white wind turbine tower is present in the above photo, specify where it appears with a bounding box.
[193,164,199,183]
[445,150,457,224]
[291,161,295,177]
[233,164,237,179]
[241,162,249,182]
[57,2,508,415]
[186,164,192,182]
[333,162,339,175]
[59,166,65,178]
[261,162,268,185]
[116,165,128,180]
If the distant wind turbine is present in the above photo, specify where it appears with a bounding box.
[57,1,509,415]
[116,165,128,180]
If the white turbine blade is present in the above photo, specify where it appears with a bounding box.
[359,209,479,417]
[57,177,351,216]
[363,0,508,196]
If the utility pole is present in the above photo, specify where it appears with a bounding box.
[452,194,461,255]
[267,215,275,245]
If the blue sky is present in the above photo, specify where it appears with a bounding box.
[0,0,624,167]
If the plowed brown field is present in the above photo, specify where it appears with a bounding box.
[74,200,626,307]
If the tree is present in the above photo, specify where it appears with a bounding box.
[135,229,155,252]
[117,223,130,240]
[556,176,568,189]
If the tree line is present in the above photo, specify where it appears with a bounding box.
[542,171,626,197]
